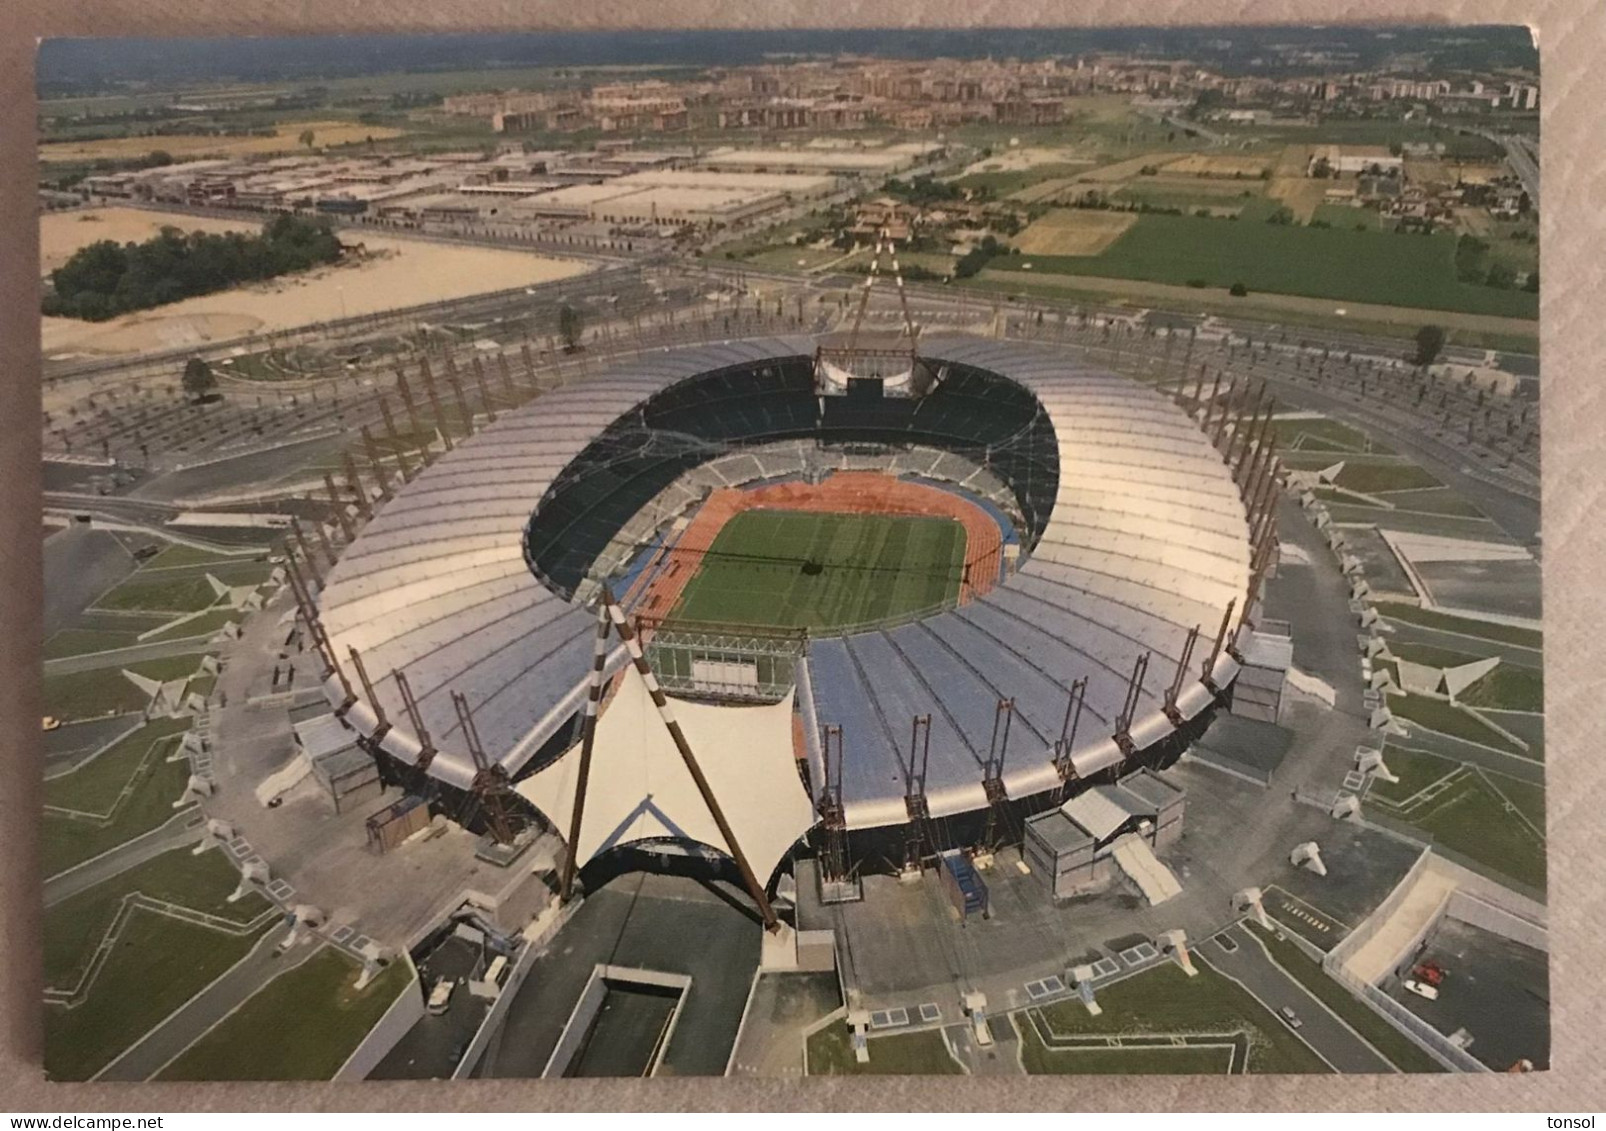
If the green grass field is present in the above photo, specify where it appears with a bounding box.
[1387,692,1524,754]
[42,655,204,722]
[1017,1019,1239,1074]
[44,844,268,991]
[43,628,142,659]
[671,510,967,631]
[159,949,413,1081]
[1015,215,1538,319]
[1030,960,1329,1074]
[42,846,275,1081]
[805,1021,963,1076]
[1367,748,1546,890]
[1373,603,1542,649]
[45,911,273,1081]
[41,727,195,878]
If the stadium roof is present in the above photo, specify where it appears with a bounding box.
[319,334,1250,836]
[514,669,812,882]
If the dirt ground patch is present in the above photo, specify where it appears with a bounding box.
[1164,153,1273,178]
[959,146,1089,176]
[1268,176,1330,222]
[41,207,263,276]
[1271,144,1313,178]
[41,231,593,359]
[39,120,406,163]
[1456,207,1494,237]
[1015,209,1138,256]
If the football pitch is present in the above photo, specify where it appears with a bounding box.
[670,509,967,631]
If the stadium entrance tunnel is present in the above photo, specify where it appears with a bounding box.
[521,355,1059,602]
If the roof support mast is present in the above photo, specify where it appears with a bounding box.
[599,587,782,932]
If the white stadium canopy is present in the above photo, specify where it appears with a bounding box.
[515,667,815,882]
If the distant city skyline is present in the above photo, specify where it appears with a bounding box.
[39,25,1538,93]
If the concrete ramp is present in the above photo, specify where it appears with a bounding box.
[1110,834,1182,906]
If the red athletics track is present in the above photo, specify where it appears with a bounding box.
[631,470,1005,622]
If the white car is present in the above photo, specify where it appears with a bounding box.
[1403,979,1440,1001]
[41,716,61,732]
[1279,1006,1303,1029]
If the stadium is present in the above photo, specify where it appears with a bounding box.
[309,330,1274,905]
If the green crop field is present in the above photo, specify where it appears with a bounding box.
[1014,214,1539,319]
[671,510,967,631]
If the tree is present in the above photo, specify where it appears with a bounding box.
[299,129,317,149]
[182,356,216,402]
[1229,281,1249,297]
[558,304,584,353]
[1412,325,1446,368]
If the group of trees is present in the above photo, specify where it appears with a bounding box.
[1455,233,1539,293]
[953,235,1010,279]
[44,213,344,322]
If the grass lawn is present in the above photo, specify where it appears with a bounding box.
[1332,460,1442,494]
[672,510,967,631]
[1459,664,1544,713]
[952,271,1538,354]
[144,544,261,570]
[158,949,413,1081]
[44,653,208,721]
[44,716,191,817]
[743,246,849,273]
[43,628,142,659]
[1373,488,1486,518]
[93,574,226,614]
[144,608,241,643]
[1387,641,1486,669]
[1387,693,1523,754]
[1241,923,1443,1073]
[1016,1015,1238,1074]
[1270,415,1390,454]
[44,844,269,991]
[1033,960,1329,1074]
[1373,602,1541,649]
[1487,772,1547,830]
[1411,773,1546,891]
[41,731,195,878]
[1368,745,1460,805]
[44,911,273,1081]
[805,1021,963,1076]
[1015,214,1539,319]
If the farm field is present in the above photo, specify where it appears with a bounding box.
[671,510,966,631]
[1015,209,1137,256]
[1003,214,1539,319]
[38,120,407,164]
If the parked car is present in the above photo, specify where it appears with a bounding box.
[41,716,61,731]
[1403,979,1440,1001]
[1279,1006,1303,1029]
